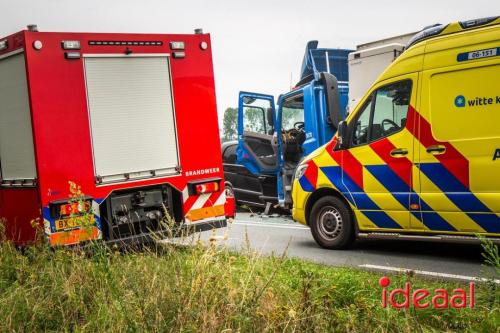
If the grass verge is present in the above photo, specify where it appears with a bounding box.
[0,236,498,333]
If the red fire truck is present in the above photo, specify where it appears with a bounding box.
[0,26,235,246]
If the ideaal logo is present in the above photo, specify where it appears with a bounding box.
[455,94,500,108]
[379,276,475,309]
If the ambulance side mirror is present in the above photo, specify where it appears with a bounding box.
[337,120,348,149]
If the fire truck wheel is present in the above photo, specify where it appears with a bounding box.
[225,182,235,201]
[309,196,354,249]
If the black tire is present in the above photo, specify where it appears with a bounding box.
[225,182,235,198]
[309,195,354,249]
[224,182,237,206]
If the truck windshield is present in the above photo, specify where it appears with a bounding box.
[281,95,304,131]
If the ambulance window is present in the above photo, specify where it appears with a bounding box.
[352,97,372,146]
[370,80,412,142]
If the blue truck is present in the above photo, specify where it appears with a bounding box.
[222,41,352,209]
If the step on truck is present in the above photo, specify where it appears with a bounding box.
[0,26,235,246]
[292,16,500,249]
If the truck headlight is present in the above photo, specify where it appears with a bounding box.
[294,164,308,180]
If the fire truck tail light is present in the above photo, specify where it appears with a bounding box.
[169,41,185,50]
[195,182,220,194]
[59,201,91,217]
[49,198,93,219]
[61,40,81,50]
[0,39,7,51]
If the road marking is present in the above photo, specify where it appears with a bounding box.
[359,264,500,284]
[232,220,309,230]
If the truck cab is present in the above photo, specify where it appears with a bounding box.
[223,42,351,209]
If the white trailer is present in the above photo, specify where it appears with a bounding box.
[348,32,416,111]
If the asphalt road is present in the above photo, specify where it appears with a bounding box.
[185,212,498,283]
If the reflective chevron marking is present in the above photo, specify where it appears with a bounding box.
[407,106,469,188]
[299,176,315,192]
[364,165,408,192]
[182,186,226,222]
[364,164,457,231]
[467,214,500,233]
[304,159,318,189]
[320,166,402,229]
[361,211,403,229]
[418,163,490,212]
[328,147,364,190]
[369,138,413,187]
[361,135,456,232]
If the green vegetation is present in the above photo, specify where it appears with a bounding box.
[0,234,498,332]
[221,107,238,143]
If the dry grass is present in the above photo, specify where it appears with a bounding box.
[0,183,498,332]
[0,233,498,332]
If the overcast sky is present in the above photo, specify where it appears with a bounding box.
[1,1,498,121]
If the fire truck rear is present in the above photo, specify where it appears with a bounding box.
[0,26,234,246]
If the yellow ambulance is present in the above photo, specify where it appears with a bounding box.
[292,16,500,249]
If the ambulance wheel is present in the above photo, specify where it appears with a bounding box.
[309,196,353,249]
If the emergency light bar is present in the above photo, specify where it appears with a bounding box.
[459,16,499,29]
[406,24,447,49]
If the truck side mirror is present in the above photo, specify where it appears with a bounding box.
[337,120,348,149]
[320,72,342,131]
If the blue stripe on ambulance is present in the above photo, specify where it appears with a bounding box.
[419,163,500,232]
[320,166,402,229]
[365,165,456,231]
[299,176,315,192]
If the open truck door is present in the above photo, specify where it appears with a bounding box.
[276,72,344,207]
[237,92,278,175]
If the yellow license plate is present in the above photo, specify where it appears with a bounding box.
[55,215,95,231]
